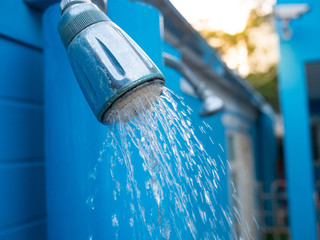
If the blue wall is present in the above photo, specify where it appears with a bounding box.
[0,0,278,239]
[163,42,232,238]
[0,1,46,239]
[256,111,277,191]
[255,109,278,227]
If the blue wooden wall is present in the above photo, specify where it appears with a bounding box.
[0,0,46,239]
[0,0,278,239]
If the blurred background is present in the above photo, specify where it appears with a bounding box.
[171,0,279,111]
[0,0,319,239]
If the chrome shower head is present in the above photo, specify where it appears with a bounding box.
[58,0,165,124]
[163,53,224,117]
[198,88,224,117]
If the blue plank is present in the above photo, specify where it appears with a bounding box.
[0,163,46,230]
[0,0,42,49]
[0,103,44,161]
[0,218,46,240]
[0,2,45,239]
[0,37,43,103]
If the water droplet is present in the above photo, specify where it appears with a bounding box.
[112,214,119,227]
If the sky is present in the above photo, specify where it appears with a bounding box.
[169,0,278,76]
[169,0,275,35]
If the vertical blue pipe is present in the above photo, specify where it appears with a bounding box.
[276,1,320,238]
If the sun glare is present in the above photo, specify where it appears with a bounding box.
[169,0,278,76]
[169,0,270,35]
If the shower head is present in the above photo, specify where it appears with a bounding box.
[58,0,165,124]
[198,89,224,117]
[163,53,224,117]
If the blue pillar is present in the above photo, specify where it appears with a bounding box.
[43,1,164,239]
[278,43,317,240]
[276,1,320,239]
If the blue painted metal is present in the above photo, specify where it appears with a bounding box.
[44,1,165,239]
[276,0,320,239]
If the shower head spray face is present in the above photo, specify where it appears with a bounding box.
[58,1,165,124]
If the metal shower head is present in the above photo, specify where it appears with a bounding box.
[58,0,165,124]
[163,53,224,117]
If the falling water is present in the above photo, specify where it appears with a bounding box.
[88,87,255,239]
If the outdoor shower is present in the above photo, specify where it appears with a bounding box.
[163,53,224,116]
[58,0,165,124]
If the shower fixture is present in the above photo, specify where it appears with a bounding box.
[163,53,224,116]
[273,4,310,40]
[58,0,165,124]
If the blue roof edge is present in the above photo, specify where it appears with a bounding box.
[139,0,271,113]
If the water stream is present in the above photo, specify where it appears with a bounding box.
[88,87,253,239]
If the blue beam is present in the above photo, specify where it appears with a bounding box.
[276,1,320,237]
[278,42,317,240]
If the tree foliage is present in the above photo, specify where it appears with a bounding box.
[247,65,279,112]
[199,10,280,112]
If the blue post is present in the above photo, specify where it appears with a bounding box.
[43,1,164,239]
[276,1,320,239]
[278,44,317,240]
